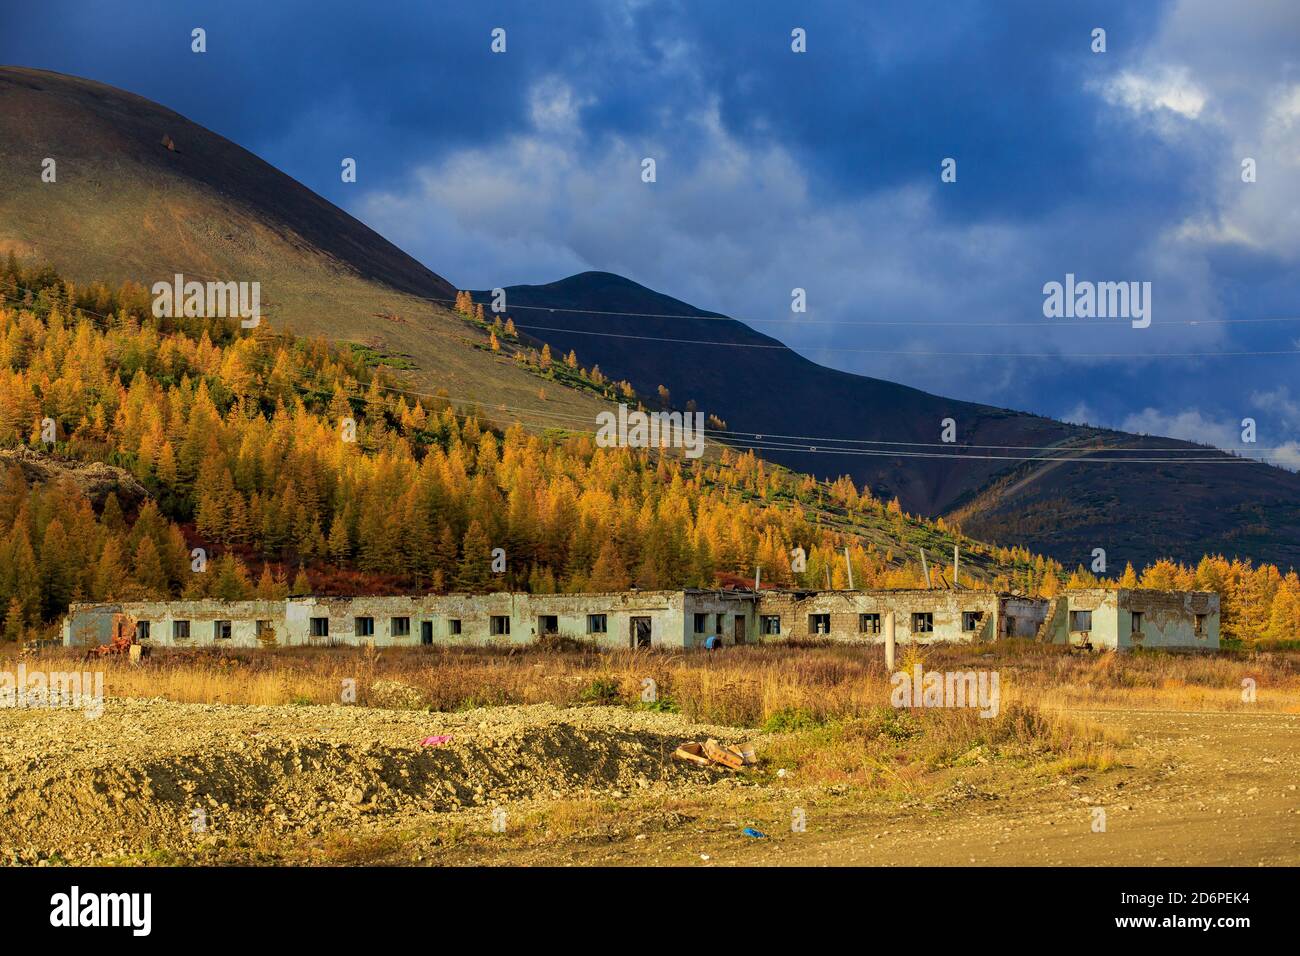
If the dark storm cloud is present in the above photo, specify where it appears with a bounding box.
[2,0,1298,463]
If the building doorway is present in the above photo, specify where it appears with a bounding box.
[421,621,433,646]
[630,616,652,648]
[733,615,746,645]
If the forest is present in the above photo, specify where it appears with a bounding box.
[1,258,1297,647]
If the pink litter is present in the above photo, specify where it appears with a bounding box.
[420,734,452,747]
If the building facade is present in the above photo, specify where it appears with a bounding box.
[1038,588,1220,650]
[61,587,1220,651]
[751,589,1040,644]
[63,590,757,651]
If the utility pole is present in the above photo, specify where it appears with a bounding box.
[754,566,761,592]
[843,547,854,590]
[953,544,960,589]
[919,548,931,588]
[884,610,896,671]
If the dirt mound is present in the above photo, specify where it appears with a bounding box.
[0,698,752,864]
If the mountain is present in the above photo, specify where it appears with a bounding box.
[0,66,614,429]
[3,67,1297,571]
[476,273,1300,569]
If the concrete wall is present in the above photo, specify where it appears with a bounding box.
[1046,589,1220,650]
[683,592,761,647]
[62,600,285,649]
[1118,588,1219,650]
[1051,589,1121,649]
[65,592,696,650]
[752,590,1006,644]
[62,587,1220,652]
[1002,597,1048,639]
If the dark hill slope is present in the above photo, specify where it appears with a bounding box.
[478,273,1300,569]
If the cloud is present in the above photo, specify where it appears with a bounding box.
[1061,403,1100,428]
[1114,406,1299,471]
[528,76,593,134]
[1251,385,1300,421]
[9,0,1297,460]
[1120,407,1241,448]
[1089,0,1300,259]
[358,72,1230,393]
[1249,387,1300,467]
[1099,67,1207,119]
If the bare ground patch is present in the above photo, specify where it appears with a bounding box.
[0,699,751,864]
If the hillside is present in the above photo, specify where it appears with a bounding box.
[0,267,1094,638]
[476,273,1300,569]
[0,66,615,433]
[3,67,1298,573]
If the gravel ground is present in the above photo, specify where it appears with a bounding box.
[0,697,752,864]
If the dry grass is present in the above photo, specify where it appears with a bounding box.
[15,640,1245,865]
[10,639,1295,721]
[759,701,1123,789]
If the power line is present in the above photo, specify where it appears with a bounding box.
[11,236,1298,348]
[5,292,1295,464]
[224,335,1272,459]
[243,352,1281,464]
[508,322,1300,359]
[429,293,1300,329]
[721,436,1273,465]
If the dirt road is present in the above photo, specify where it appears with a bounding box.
[517,708,1299,867]
[2,699,1295,865]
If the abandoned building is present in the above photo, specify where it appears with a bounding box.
[758,589,1048,643]
[61,587,1220,651]
[1039,588,1220,650]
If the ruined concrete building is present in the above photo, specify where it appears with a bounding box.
[62,587,1219,652]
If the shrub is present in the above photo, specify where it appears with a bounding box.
[578,676,622,705]
[763,706,825,733]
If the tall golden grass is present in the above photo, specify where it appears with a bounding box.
[10,639,1297,722]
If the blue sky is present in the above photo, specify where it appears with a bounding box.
[4,0,1299,465]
